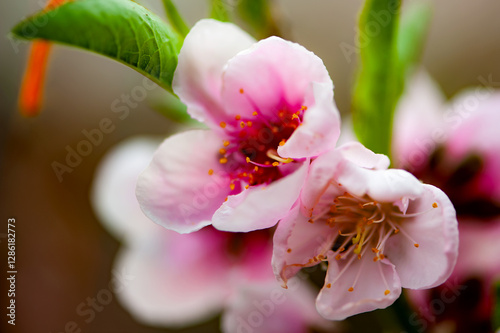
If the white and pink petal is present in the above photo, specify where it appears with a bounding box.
[212,161,308,232]
[272,205,336,285]
[136,130,232,233]
[220,36,333,125]
[384,185,459,289]
[112,227,232,327]
[173,19,256,127]
[316,255,401,320]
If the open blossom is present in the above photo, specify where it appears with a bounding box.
[92,137,334,332]
[272,142,459,320]
[136,19,340,233]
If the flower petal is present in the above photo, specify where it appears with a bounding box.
[173,19,255,126]
[392,70,446,170]
[222,278,334,333]
[300,142,390,212]
[221,36,333,122]
[453,218,500,280]
[385,185,459,289]
[136,130,232,233]
[113,227,232,327]
[278,81,341,159]
[316,255,401,320]
[339,168,424,203]
[91,137,160,243]
[212,161,309,232]
[272,205,336,285]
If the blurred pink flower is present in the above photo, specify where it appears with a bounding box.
[92,137,334,332]
[393,71,500,211]
[392,72,500,332]
[136,19,341,234]
[272,142,458,320]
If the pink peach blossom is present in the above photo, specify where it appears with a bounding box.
[391,71,500,332]
[393,71,500,207]
[272,142,459,320]
[92,137,334,331]
[136,19,340,234]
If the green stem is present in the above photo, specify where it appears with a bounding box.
[161,0,190,38]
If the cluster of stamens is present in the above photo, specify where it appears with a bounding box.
[291,190,438,296]
[208,94,307,193]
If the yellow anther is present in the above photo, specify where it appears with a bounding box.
[308,219,314,224]
[414,243,419,248]
[254,166,259,171]
[247,121,252,126]
[239,89,244,94]
[301,105,308,111]
[335,254,342,260]
[279,139,286,146]
[223,140,230,147]
[432,202,438,208]
[394,228,400,234]
[348,287,354,292]
[371,248,379,253]
[252,111,258,116]
[208,169,214,175]
[240,121,245,128]
[219,148,226,155]
[219,157,228,164]
[292,113,299,120]
[220,121,227,128]
[246,157,251,163]
[245,185,250,189]
[384,290,390,296]
[287,248,292,253]
[235,114,241,120]
[272,162,279,167]
[230,183,235,190]
[326,283,331,288]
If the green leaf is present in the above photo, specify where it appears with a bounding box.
[395,1,432,96]
[352,0,431,159]
[11,0,183,92]
[210,0,231,22]
[352,0,401,157]
[161,0,190,38]
[237,0,281,38]
[150,93,199,124]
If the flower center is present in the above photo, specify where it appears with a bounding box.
[210,106,307,192]
[305,191,438,295]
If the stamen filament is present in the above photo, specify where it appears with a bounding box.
[387,219,419,248]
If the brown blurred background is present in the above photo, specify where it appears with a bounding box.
[1,0,500,332]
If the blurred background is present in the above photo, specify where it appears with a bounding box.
[1,0,500,332]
